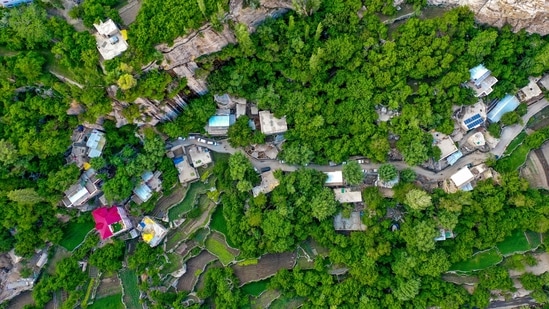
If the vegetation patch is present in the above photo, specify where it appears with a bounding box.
[525,231,543,248]
[88,293,124,309]
[161,253,184,275]
[59,214,94,251]
[269,295,305,309]
[496,230,531,256]
[503,131,527,156]
[241,278,271,297]
[449,248,503,273]
[205,234,236,266]
[168,181,209,221]
[120,269,142,309]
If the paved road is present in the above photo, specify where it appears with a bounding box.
[170,98,548,181]
[491,98,548,157]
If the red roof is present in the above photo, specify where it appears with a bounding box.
[92,207,122,240]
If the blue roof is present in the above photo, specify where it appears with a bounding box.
[208,115,231,127]
[470,65,489,81]
[464,113,484,130]
[446,150,463,166]
[487,95,520,123]
[134,184,152,202]
[173,157,184,165]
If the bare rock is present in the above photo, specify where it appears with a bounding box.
[428,0,549,35]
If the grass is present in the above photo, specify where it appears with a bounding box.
[496,142,531,172]
[450,248,503,273]
[210,205,238,248]
[81,278,95,308]
[496,230,531,256]
[503,131,527,155]
[242,278,271,297]
[168,181,209,221]
[59,214,95,251]
[192,228,210,244]
[269,295,305,309]
[120,269,142,309]
[161,253,184,275]
[88,294,124,309]
[205,235,236,266]
[526,231,542,248]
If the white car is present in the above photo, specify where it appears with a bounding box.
[357,159,365,164]
[188,136,196,140]
[206,141,214,145]
[198,138,206,143]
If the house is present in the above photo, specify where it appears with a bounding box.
[446,151,463,166]
[0,0,32,7]
[333,212,367,231]
[86,130,106,158]
[252,170,280,197]
[324,171,344,187]
[132,171,162,205]
[93,19,128,60]
[91,206,132,240]
[259,111,288,135]
[166,145,199,184]
[517,77,543,104]
[538,74,549,91]
[460,101,487,131]
[236,103,247,118]
[206,114,236,136]
[136,216,168,247]
[333,188,362,203]
[487,94,520,123]
[187,145,212,168]
[444,167,475,193]
[435,229,455,241]
[468,65,498,97]
[465,132,486,149]
[432,132,458,161]
[62,169,101,208]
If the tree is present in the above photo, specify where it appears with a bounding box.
[0,139,19,166]
[401,219,437,252]
[292,0,322,16]
[342,161,363,185]
[405,189,432,210]
[378,164,398,182]
[89,240,125,272]
[227,116,264,147]
[228,152,252,181]
[117,73,137,90]
[311,188,338,221]
[281,143,314,166]
[393,277,421,301]
[14,52,45,82]
[8,4,51,49]
[400,168,416,183]
[500,111,522,126]
[7,188,44,205]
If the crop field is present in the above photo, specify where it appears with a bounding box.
[176,250,216,292]
[526,231,542,248]
[242,278,271,297]
[496,230,531,255]
[168,181,209,221]
[232,252,296,284]
[205,232,238,266]
[59,214,94,251]
[161,253,184,275]
[88,294,124,309]
[120,269,142,309]
[449,248,503,273]
[269,296,305,309]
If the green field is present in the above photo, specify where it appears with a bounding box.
[88,294,124,309]
[210,206,239,248]
[169,181,209,221]
[496,230,531,255]
[450,248,503,273]
[242,278,271,297]
[269,296,305,309]
[526,231,542,248]
[205,235,236,266]
[120,269,142,309]
[59,214,94,251]
[161,253,184,275]
[503,131,527,155]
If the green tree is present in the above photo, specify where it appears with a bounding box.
[0,139,19,166]
[281,143,314,166]
[117,73,137,90]
[393,277,421,301]
[311,188,338,221]
[7,188,44,205]
[89,240,125,272]
[378,164,398,182]
[342,161,363,185]
[8,4,51,49]
[405,189,432,210]
[227,116,264,147]
[400,168,416,183]
[401,219,437,252]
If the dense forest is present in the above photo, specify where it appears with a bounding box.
[196,3,549,165]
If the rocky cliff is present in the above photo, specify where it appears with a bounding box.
[428,0,549,35]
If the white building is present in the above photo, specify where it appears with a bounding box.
[94,19,128,60]
[259,111,288,135]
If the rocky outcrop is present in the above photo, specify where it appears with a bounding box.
[428,0,549,35]
[157,0,292,94]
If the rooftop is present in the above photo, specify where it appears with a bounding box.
[468,65,497,97]
[252,170,280,197]
[86,130,106,158]
[94,19,119,36]
[487,94,520,123]
[259,111,288,135]
[93,20,128,60]
[450,167,474,188]
[187,145,212,168]
[324,171,343,186]
[466,132,486,147]
[333,188,363,203]
[208,115,231,127]
[133,183,153,204]
[446,150,463,166]
[137,216,168,247]
[517,77,543,103]
[333,212,366,231]
[92,206,131,240]
[171,150,199,184]
[461,101,487,131]
[469,64,491,85]
[432,132,458,161]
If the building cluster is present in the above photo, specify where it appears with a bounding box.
[443,163,498,194]
[166,144,213,185]
[93,19,128,61]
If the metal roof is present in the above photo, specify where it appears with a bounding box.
[208,115,231,127]
[487,94,520,123]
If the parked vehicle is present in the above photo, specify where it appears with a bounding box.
[329,161,337,166]
[206,141,214,145]
[260,167,271,173]
[198,138,206,143]
[357,159,366,164]
[188,136,196,140]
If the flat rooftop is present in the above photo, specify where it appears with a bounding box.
[333,188,362,203]
[324,171,343,186]
[187,145,212,168]
[259,111,288,135]
[333,212,366,231]
[175,157,199,184]
[432,132,458,161]
[252,170,280,197]
[450,167,474,188]
[517,77,542,103]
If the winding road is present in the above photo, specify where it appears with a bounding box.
[171,98,547,181]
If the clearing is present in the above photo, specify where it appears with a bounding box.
[269,295,305,309]
[59,214,94,251]
[119,269,142,309]
[242,278,271,297]
[176,250,217,292]
[449,248,503,273]
[496,230,531,256]
[204,232,239,266]
[88,294,124,309]
[210,205,238,248]
[251,289,281,309]
[232,252,296,284]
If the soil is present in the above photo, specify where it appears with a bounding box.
[520,142,549,190]
[232,252,296,284]
[176,250,216,292]
[152,185,187,218]
[95,275,122,298]
[509,252,549,277]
